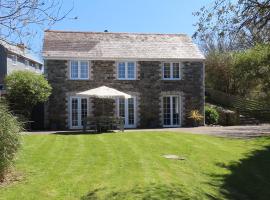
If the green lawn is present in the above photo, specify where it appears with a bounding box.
[1,132,270,200]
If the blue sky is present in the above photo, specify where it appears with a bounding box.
[33,0,212,54]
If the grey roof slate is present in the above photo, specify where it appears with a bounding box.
[0,41,42,64]
[43,30,205,60]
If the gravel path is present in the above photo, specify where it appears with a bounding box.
[24,124,270,138]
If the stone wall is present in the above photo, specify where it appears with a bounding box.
[45,60,204,129]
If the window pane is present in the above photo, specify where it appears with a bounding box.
[71,98,78,126]
[173,63,180,79]
[81,98,88,126]
[71,61,79,78]
[128,98,135,125]
[172,97,179,125]
[127,62,135,79]
[118,62,126,79]
[80,61,88,79]
[163,97,171,125]
[119,98,125,124]
[163,63,171,79]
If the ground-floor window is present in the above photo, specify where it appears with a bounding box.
[162,95,181,127]
[70,97,88,128]
[117,97,136,128]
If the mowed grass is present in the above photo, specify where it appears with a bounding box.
[1,132,270,200]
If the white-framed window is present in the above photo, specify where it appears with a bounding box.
[69,60,89,80]
[11,55,17,65]
[162,62,181,80]
[162,95,181,127]
[116,97,136,128]
[25,60,29,69]
[69,96,88,129]
[117,61,136,80]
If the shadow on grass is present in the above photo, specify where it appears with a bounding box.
[51,131,116,135]
[211,145,270,200]
[81,183,216,200]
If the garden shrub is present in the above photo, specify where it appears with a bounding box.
[5,70,52,119]
[0,102,22,181]
[205,106,219,125]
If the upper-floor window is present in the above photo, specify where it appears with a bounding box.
[11,55,17,65]
[69,60,89,80]
[25,60,29,69]
[117,61,136,80]
[162,62,181,80]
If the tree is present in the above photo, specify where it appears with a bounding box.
[205,51,235,93]
[232,44,270,102]
[5,71,52,119]
[0,0,75,47]
[193,0,270,51]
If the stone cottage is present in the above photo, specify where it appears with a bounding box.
[43,30,205,129]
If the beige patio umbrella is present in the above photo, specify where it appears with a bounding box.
[77,86,131,99]
[76,86,131,116]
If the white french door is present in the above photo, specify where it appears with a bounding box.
[117,97,136,128]
[69,97,88,129]
[163,96,181,127]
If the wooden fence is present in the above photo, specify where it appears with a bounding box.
[206,88,270,122]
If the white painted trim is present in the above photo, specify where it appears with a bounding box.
[69,60,90,80]
[116,97,137,128]
[116,61,137,80]
[69,96,89,129]
[161,95,182,127]
[162,62,181,80]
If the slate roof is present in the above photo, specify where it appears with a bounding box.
[43,30,205,60]
[0,41,42,64]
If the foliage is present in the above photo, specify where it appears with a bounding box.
[0,0,75,47]
[5,71,52,119]
[205,51,234,93]
[188,110,204,124]
[193,0,270,52]
[205,105,219,125]
[205,44,270,103]
[232,43,270,102]
[0,101,22,181]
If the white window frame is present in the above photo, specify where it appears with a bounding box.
[117,61,136,80]
[69,96,89,129]
[162,62,181,80]
[162,95,181,127]
[116,97,137,128]
[11,55,17,65]
[69,60,90,80]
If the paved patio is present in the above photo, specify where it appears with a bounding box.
[26,124,270,138]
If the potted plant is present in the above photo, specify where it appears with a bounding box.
[188,110,203,127]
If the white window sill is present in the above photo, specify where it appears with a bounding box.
[117,78,136,80]
[69,78,90,80]
[162,78,181,80]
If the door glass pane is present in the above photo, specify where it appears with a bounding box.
[163,97,171,125]
[172,97,179,125]
[81,98,87,126]
[80,61,88,79]
[71,61,79,78]
[118,62,126,79]
[163,63,171,79]
[119,98,125,124]
[127,62,135,79]
[128,98,134,125]
[71,98,78,126]
[173,63,180,79]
